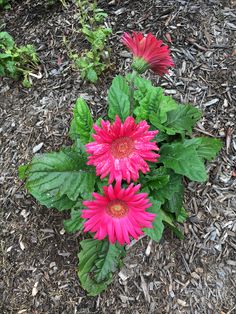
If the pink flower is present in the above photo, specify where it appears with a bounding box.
[121,32,174,76]
[86,116,160,183]
[82,182,155,245]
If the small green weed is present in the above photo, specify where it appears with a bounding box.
[66,0,112,83]
[0,31,39,87]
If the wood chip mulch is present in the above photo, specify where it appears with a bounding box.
[0,0,235,313]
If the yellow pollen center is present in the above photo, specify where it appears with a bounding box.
[111,137,134,159]
[107,200,128,218]
[112,204,123,212]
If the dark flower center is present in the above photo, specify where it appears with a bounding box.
[111,137,134,159]
[107,200,129,218]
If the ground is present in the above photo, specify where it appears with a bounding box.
[1,0,236,313]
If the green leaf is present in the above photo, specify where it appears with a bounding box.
[22,148,96,210]
[176,207,188,223]
[144,198,184,241]
[157,95,178,124]
[108,75,130,121]
[94,242,125,282]
[145,169,184,217]
[0,31,14,49]
[0,52,12,58]
[0,0,10,9]
[155,130,170,143]
[131,75,200,136]
[142,168,183,213]
[6,60,17,75]
[29,190,75,211]
[78,239,125,296]
[86,68,98,83]
[165,104,202,134]
[150,104,201,136]
[134,84,163,121]
[18,164,29,180]
[68,118,78,141]
[162,173,184,215]
[72,98,93,144]
[185,137,222,161]
[72,138,87,155]
[78,239,108,296]
[144,199,164,242]
[131,75,177,121]
[160,141,207,182]
[64,207,84,233]
[22,76,32,88]
[161,210,184,239]
[140,166,170,192]
[0,64,5,76]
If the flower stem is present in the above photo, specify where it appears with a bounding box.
[129,70,137,116]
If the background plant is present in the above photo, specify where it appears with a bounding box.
[0,31,39,87]
[66,0,111,83]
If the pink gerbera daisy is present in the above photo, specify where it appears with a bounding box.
[121,32,174,76]
[82,182,155,245]
[86,116,160,183]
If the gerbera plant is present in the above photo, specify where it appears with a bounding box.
[19,31,222,296]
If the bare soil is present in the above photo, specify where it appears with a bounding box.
[1,0,236,313]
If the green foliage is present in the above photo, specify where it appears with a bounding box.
[66,0,112,83]
[19,68,222,297]
[144,198,184,241]
[69,97,93,143]
[78,238,125,296]
[186,137,222,160]
[132,75,201,137]
[0,0,10,9]
[160,141,207,182]
[143,199,164,242]
[108,75,130,121]
[20,148,96,210]
[64,206,84,233]
[0,31,39,86]
[140,168,185,238]
[158,137,221,184]
[131,74,221,242]
[151,104,202,136]
[176,207,188,223]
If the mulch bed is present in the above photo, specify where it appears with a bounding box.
[1,0,236,313]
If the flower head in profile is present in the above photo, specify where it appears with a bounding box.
[86,116,160,183]
[121,32,174,76]
[82,182,155,245]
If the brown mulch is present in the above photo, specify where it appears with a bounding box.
[1,0,236,313]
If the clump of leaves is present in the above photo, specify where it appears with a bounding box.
[66,0,111,83]
[19,76,222,295]
[0,31,39,87]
